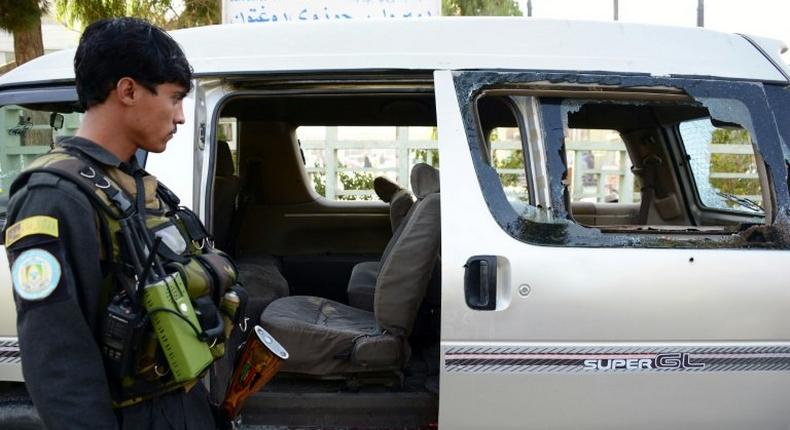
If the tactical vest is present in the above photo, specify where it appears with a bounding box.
[11,147,245,407]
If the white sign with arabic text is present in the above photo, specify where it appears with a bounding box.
[223,0,440,24]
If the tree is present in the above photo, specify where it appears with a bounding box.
[0,0,48,67]
[443,0,522,16]
[55,0,220,31]
[174,0,220,29]
[337,170,375,201]
[709,128,760,199]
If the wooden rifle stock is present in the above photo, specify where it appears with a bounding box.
[222,325,289,420]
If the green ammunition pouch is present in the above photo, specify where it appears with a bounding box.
[12,147,246,407]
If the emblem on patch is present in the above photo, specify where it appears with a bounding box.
[11,249,62,301]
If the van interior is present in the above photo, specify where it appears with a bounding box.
[210,90,441,427]
[476,94,770,232]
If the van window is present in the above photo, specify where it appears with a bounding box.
[471,87,775,247]
[566,129,639,204]
[678,118,763,214]
[0,104,82,213]
[217,117,238,174]
[490,127,529,205]
[477,96,531,211]
[556,98,767,229]
[297,126,438,201]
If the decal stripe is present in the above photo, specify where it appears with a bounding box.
[0,339,21,365]
[444,345,790,373]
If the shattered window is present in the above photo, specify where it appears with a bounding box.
[678,119,763,214]
[476,96,532,212]
[490,127,529,205]
[566,129,639,204]
[551,97,769,228]
[565,128,641,226]
[457,71,787,249]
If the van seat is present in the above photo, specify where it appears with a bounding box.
[236,255,290,321]
[260,164,440,377]
[373,176,414,233]
[347,176,414,311]
[213,140,239,252]
[346,261,380,310]
[212,140,289,318]
[569,202,640,226]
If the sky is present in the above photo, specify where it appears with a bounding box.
[515,0,790,47]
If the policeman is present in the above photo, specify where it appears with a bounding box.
[5,18,228,429]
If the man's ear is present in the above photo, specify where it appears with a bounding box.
[115,77,138,106]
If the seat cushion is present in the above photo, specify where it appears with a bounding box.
[260,296,405,375]
[236,255,289,320]
[388,189,414,233]
[346,261,379,311]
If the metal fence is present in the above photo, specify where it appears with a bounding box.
[300,127,759,204]
[0,106,80,198]
[300,126,437,200]
[0,118,760,205]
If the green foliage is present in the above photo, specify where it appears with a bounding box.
[56,0,154,29]
[337,171,375,201]
[413,149,440,167]
[55,0,219,30]
[710,154,754,174]
[711,178,761,198]
[308,168,376,201]
[0,0,47,31]
[175,0,219,28]
[493,149,524,187]
[493,149,524,168]
[311,171,326,197]
[708,128,760,198]
[442,0,522,16]
[410,127,440,168]
[711,128,749,145]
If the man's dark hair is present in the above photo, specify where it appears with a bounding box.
[74,17,192,110]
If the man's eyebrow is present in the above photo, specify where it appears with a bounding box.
[174,91,188,99]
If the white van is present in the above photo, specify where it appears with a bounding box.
[1,17,790,429]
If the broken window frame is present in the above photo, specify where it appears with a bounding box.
[457,71,790,249]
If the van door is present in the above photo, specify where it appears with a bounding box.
[0,87,81,381]
[435,70,790,430]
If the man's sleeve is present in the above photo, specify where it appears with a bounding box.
[6,174,118,429]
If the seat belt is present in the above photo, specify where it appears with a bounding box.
[228,158,263,256]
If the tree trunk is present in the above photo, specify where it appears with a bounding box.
[13,18,44,66]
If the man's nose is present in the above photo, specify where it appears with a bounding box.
[174,102,186,125]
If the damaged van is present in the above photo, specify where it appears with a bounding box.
[1,17,790,429]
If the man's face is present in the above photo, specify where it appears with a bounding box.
[130,82,188,153]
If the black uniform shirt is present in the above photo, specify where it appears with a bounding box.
[5,137,213,430]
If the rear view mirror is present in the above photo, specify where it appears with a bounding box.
[50,113,64,130]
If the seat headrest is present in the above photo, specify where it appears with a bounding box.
[410,163,440,198]
[216,140,235,177]
[373,176,402,203]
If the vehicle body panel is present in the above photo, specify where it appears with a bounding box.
[435,70,790,429]
[0,18,788,89]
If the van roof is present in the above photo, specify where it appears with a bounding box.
[1,17,788,88]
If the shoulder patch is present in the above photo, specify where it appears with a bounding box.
[5,216,59,247]
[11,249,62,301]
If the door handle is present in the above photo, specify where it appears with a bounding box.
[464,255,497,310]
